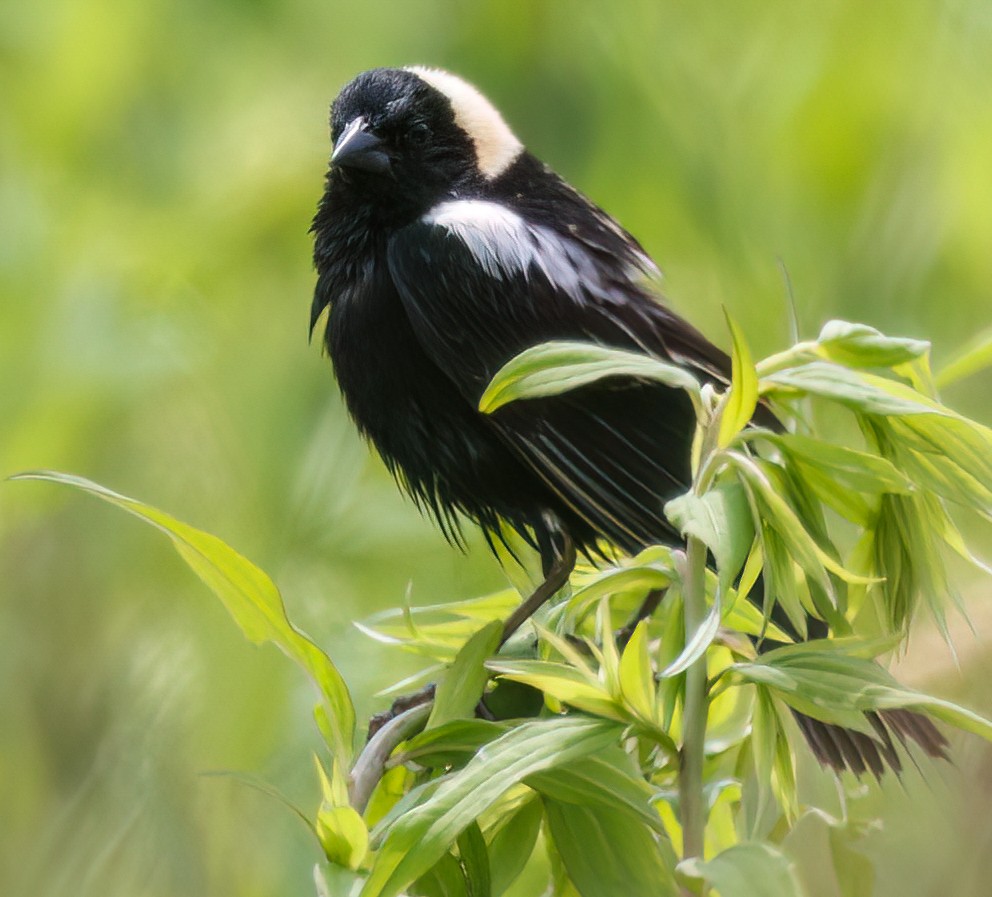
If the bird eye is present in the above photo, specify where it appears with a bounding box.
[407,121,431,146]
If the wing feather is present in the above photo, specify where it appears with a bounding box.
[387,200,720,552]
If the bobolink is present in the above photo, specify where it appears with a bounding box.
[311,66,944,775]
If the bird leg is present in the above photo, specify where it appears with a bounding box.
[500,521,576,645]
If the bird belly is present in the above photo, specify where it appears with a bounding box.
[325,278,550,540]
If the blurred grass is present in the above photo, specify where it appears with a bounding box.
[2,1,992,894]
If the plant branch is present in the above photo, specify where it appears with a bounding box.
[349,702,432,814]
[679,534,709,885]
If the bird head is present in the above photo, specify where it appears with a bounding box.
[325,67,524,219]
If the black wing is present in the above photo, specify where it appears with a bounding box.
[387,200,952,776]
[386,199,729,554]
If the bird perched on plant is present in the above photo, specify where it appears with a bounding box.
[310,66,945,775]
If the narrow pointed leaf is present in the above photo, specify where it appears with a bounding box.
[456,823,491,897]
[565,565,672,624]
[13,471,355,760]
[762,362,942,416]
[719,310,759,446]
[428,620,502,729]
[485,659,624,721]
[765,432,914,494]
[619,621,656,721]
[936,325,992,387]
[361,717,621,897]
[659,594,720,678]
[734,650,992,740]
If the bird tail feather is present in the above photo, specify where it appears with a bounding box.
[792,708,948,778]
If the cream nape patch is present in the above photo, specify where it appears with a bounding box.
[406,67,523,179]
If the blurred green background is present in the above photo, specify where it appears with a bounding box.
[3,1,992,894]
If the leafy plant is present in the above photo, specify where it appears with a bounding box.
[14,318,992,897]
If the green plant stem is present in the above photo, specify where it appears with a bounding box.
[679,534,709,882]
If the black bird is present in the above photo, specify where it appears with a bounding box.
[310,66,945,775]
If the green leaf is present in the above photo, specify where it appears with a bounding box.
[405,723,669,836]
[527,748,669,834]
[370,777,451,850]
[14,471,355,761]
[485,659,625,721]
[478,341,701,414]
[732,455,874,589]
[732,538,765,611]
[939,509,992,578]
[364,764,414,835]
[659,593,720,678]
[717,309,758,448]
[547,827,583,897]
[872,488,955,636]
[893,445,992,515]
[665,479,754,596]
[428,620,502,729]
[719,310,760,446]
[891,414,992,511]
[456,822,491,897]
[680,842,804,897]
[751,688,798,822]
[815,320,929,369]
[486,798,542,897]
[401,720,507,769]
[655,594,685,730]
[565,564,672,624]
[759,523,808,639]
[731,662,875,733]
[734,650,992,740]
[723,585,794,643]
[414,852,469,897]
[762,362,941,416]
[618,621,656,721]
[544,799,679,897]
[829,827,876,897]
[315,756,369,869]
[316,864,366,897]
[358,591,520,662]
[936,325,992,387]
[361,717,622,897]
[316,805,369,871]
[764,432,914,495]
[597,597,622,699]
[531,622,598,679]
[758,635,903,661]
[786,462,875,526]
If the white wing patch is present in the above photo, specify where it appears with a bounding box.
[406,67,523,179]
[423,200,588,300]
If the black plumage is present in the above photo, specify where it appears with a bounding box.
[310,66,945,775]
